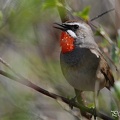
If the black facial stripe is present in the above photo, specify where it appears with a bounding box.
[62,24,71,29]
[63,24,79,31]
[54,23,79,31]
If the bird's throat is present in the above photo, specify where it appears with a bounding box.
[60,32,75,53]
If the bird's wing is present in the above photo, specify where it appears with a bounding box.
[89,47,114,89]
[80,44,115,89]
[99,57,114,89]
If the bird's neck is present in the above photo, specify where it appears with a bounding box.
[60,32,75,53]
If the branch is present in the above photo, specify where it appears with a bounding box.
[0,70,114,120]
[57,0,69,22]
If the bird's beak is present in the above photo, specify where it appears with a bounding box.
[53,23,68,31]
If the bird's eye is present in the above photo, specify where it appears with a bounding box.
[73,25,79,30]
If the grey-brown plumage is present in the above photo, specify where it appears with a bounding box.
[56,20,114,91]
[54,20,115,119]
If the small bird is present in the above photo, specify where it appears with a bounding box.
[54,20,114,118]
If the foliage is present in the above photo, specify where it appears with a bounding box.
[73,6,91,21]
[0,10,3,26]
[42,0,63,10]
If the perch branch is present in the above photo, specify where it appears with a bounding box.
[0,69,114,120]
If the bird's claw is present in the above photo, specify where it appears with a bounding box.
[90,107,97,120]
[68,96,77,109]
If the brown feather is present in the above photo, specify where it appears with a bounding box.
[100,57,114,89]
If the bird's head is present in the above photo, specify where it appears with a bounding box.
[54,21,93,53]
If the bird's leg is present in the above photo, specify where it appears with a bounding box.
[75,89,92,119]
[68,95,77,109]
[94,81,100,120]
[93,92,98,120]
[68,89,86,109]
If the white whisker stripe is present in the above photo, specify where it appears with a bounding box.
[67,30,77,38]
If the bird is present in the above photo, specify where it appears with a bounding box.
[54,20,114,118]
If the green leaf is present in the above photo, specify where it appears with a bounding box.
[87,103,95,108]
[117,35,120,48]
[73,6,91,21]
[0,11,3,20]
[42,0,63,10]
[0,10,3,26]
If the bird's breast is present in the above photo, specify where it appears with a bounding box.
[60,47,100,91]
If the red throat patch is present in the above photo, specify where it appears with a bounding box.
[60,32,75,53]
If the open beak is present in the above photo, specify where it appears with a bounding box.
[53,23,69,31]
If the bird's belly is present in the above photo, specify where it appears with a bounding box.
[64,68,96,91]
[60,48,100,91]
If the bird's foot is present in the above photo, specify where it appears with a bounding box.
[69,97,93,119]
[68,96,77,109]
[90,107,97,120]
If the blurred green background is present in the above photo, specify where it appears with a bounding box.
[0,0,120,120]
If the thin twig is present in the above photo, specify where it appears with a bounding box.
[90,8,114,21]
[57,0,69,22]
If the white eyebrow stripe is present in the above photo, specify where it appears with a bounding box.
[64,22,80,26]
[67,30,77,38]
[63,22,88,30]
